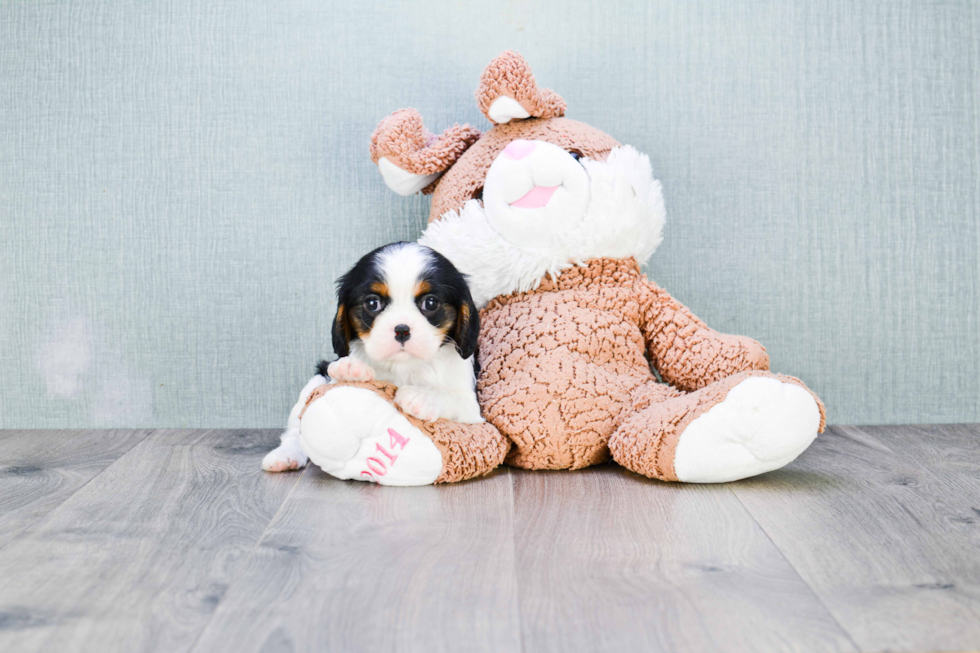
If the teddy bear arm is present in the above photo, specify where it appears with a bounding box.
[635,277,770,392]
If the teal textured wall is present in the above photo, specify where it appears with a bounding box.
[1,0,978,427]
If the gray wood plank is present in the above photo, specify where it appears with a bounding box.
[0,429,151,550]
[191,466,521,653]
[0,429,298,653]
[512,465,855,653]
[730,425,980,653]
[855,423,980,490]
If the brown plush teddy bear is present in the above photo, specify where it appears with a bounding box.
[266,51,824,485]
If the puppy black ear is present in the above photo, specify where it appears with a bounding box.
[331,303,352,357]
[453,295,480,360]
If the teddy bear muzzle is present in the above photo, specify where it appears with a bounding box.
[480,139,591,248]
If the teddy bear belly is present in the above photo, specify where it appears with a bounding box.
[477,299,663,470]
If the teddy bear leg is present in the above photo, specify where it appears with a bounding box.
[299,381,508,485]
[424,418,511,484]
[609,371,825,483]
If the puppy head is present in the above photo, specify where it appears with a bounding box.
[332,242,479,363]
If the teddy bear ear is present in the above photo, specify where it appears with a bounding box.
[476,51,567,124]
[369,109,482,196]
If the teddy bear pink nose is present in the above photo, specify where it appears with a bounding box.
[502,139,536,160]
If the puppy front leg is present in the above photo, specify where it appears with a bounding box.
[394,386,444,422]
[327,356,376,383]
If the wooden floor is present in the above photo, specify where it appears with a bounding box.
[1,426,979,652]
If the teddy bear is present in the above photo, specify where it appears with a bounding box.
[276,51,824,486]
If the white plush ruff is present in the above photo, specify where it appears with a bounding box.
[420,144,665,307]
[672,377,821,483]
[300,386,443,486]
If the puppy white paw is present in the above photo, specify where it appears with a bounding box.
[261,440,308,472]
[326,357,375,383]
[395,386,442,422]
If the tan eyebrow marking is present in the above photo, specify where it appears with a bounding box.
[369,281,389,297]
[414,280,432,297]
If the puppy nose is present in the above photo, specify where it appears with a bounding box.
[502,139,535,160]
[394,324,411,343]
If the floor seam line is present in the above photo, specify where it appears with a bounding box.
[726,483,863,653]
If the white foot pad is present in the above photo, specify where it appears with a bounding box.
[299,386,443,486]
[673,377,820,483]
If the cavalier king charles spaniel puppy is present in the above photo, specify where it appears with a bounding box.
[262,242,481,472]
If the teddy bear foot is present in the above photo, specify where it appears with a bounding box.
[610,372,823,483]
[671,375,821,483]
[299,386,444,486]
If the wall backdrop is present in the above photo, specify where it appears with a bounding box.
[2,0,978,428]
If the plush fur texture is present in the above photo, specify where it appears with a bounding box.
[477,257,824,475]
[370,109,481,195]
[270,51,825,486]
[475,49,566,123]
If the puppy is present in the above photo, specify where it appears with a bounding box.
[262,242,482,473]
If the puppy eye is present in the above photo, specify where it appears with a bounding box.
[364,295,383,314]
[420,295,440,313]
[567,150,582,161]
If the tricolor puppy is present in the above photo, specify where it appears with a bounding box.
[262,242,482,473]
[327,240,483,423]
